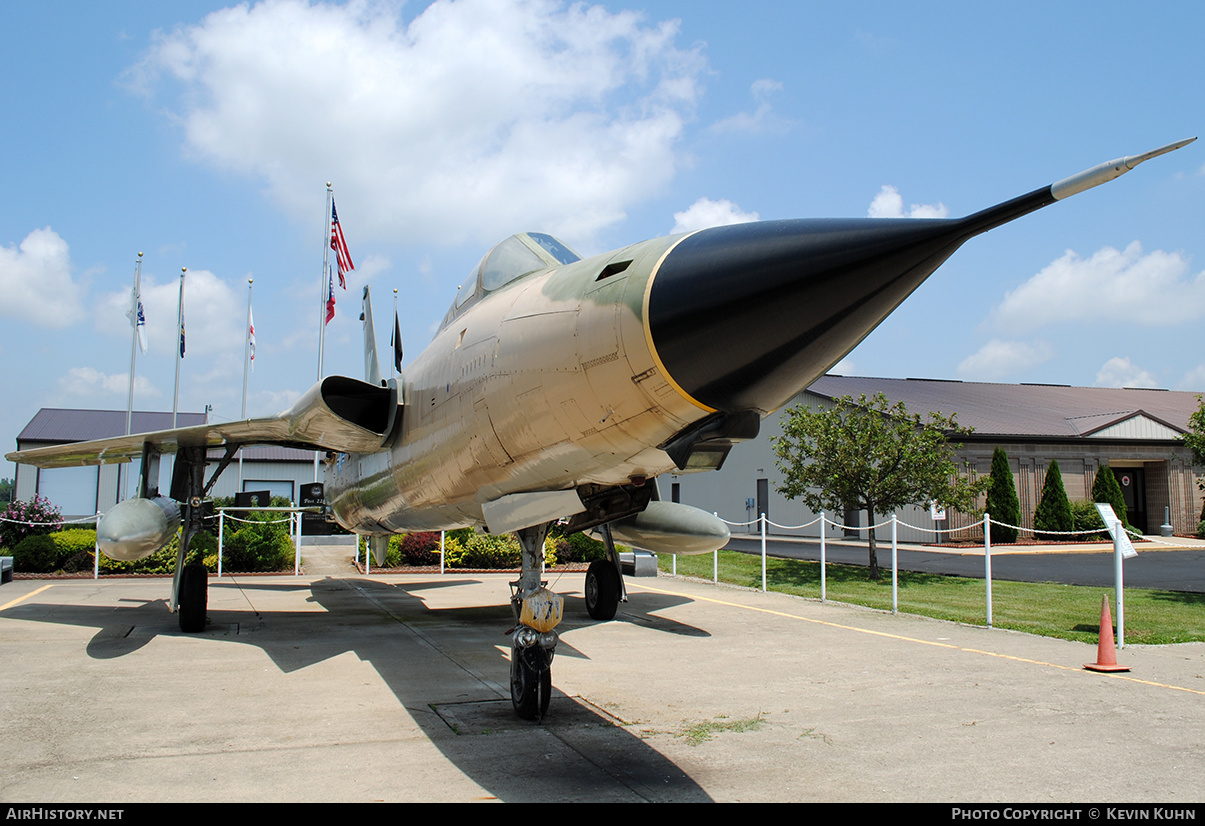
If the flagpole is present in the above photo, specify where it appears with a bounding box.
[318,183,332,382]
[239,278,253,488]
[123,252,143,501]
[172,267,186,428]
[316,184,332,482]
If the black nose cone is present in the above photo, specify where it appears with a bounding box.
[646,218,975,414]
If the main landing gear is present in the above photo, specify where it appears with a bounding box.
[585,522,626,621]
[169,443,238,634]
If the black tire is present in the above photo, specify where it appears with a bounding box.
[178,562,208,633]
[585,560,620,621]
[510,644,551,721]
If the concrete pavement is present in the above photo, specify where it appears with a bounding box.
[1,552,1202,802]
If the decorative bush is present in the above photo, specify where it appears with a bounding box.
[11,534,61,572]
[399,531,442,565]
[10,528,96,573]
[0,496,63,550]
[555,531,609,563]
[221,520,294,572]
[1091,466,1129,528]
[1071,500,1108,541]
[1034,460,1074,540]
[985,447,1020,544]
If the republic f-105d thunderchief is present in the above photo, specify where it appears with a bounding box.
[8,138,1195,719]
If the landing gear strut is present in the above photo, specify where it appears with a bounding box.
[509,522,561,720]
[168,443,237,633]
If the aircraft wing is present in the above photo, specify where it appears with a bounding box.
[8,375,399,469]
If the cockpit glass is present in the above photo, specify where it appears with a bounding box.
[527,232,581,266]
[480,236,548,292]
[454,266,479,309]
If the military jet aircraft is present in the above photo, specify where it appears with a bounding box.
[7,137,1194,720]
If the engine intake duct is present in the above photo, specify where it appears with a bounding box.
[659,410,760,472]
[278,376,398,453]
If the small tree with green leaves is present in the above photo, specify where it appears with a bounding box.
[1183,396,1205,526]
[1034,460,1074,540]
[1091,465,1128,528]
[985,447,1020,544]
[773,393,987,580]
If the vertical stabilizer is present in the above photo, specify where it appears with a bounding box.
[361,285,383,386]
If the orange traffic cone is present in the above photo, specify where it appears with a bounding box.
[1084,595,1129,672]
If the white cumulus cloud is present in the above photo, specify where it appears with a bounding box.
[131,0,706,246]
[991,241,1205,331]
[671,197,759,234]
[1094,356,1159,389]
[96,268,243,366]
[57,367,160,400]
[957,339,1054,381]
[0,227,85,327]
[867,185,948,219]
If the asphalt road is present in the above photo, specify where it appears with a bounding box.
[724,535,1205,593]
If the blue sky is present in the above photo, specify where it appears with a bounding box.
[2,0,1202,477]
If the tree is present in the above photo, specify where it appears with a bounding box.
[773,393,987,580]
[1034,460,1073,540]
[1091,465,1128,528]
[985,447,1020,543]
[1184,395,1205,484]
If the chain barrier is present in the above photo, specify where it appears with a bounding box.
[701,506,1201,640]
[0,515,98,526]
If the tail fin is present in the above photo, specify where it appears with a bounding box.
[360,285,383,386]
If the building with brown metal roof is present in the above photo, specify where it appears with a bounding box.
[12,408,317,519]
[669,376,1205,541]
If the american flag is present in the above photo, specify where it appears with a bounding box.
[330,199,354,288]
[248,306,256,369]
[325,270,336,325]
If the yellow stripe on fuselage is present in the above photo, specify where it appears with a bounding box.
[640,231,717,415]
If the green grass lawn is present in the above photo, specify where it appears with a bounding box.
[659,549,1205,645]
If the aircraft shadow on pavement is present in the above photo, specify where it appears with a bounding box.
[2,575,713,802]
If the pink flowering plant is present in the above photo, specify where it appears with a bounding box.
[0,496,64,549]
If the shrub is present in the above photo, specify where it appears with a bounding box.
[0,496,63,550]
[399,531,441,565]
[1034,460,1074,540]
[51,528,98,573]
[12,534,61,572]
[985,447,1020,544]
[1092,466,1129,528]
[1071,500,1108,541]
[222,520,294,572]
[556,531,609,563]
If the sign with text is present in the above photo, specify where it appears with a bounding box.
[1095,503,1137,559]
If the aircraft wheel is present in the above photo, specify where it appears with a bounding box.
[510,643,551,721]
[178,562,208,633]
[585,560,620,621]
